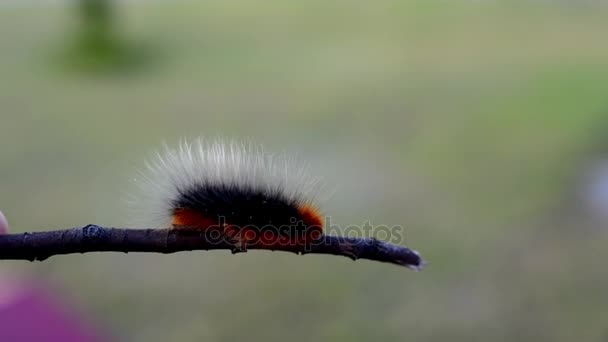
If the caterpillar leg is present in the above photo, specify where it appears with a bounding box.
[230,237,248,254]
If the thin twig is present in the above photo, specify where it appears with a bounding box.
[0,225,424,269]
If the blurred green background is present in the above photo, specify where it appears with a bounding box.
[1,0,608,341]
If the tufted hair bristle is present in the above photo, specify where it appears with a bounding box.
[127,138,323,228]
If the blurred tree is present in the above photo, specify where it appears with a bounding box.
[78,0,115,53]
[62,0,151,73]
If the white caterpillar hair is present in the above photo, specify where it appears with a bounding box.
[129,138,323,228]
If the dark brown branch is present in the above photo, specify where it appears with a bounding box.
[0,225,424,269]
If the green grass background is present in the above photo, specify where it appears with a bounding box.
[1,1,608,341]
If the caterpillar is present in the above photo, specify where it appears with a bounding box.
[130,139,324,250]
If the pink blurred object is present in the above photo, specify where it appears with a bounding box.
[0,211,8,235]
[0,278,109,342]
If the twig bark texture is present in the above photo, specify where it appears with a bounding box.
[0,225,424,269]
